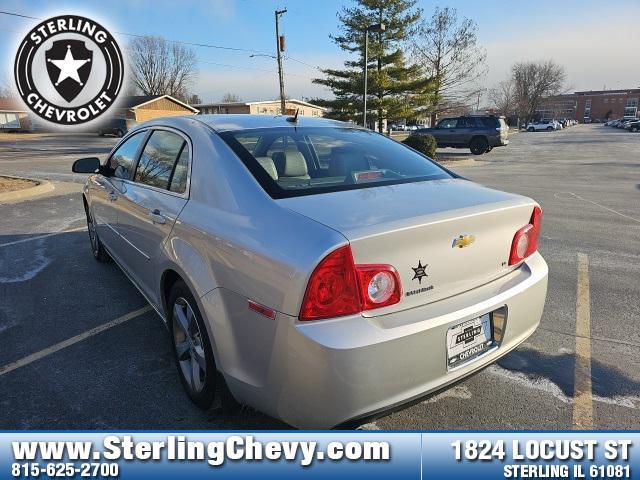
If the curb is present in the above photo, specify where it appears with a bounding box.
[0,176,55,203]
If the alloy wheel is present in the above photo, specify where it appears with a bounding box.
[172,297,207,393]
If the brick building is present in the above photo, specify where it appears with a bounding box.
[538,88,639,122]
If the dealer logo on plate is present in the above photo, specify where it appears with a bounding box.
[14,15,124,126]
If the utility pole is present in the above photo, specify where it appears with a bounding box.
[275,9,287,115]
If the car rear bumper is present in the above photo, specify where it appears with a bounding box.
[210,252,548,429]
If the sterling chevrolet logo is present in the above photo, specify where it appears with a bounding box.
[452,234,476,248]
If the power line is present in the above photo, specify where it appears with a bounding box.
[0,10,322,89]
[0,10,272,55]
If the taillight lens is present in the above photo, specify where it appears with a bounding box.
[356,265,401,310]
[509,206,542,265]
[300,246,402,321]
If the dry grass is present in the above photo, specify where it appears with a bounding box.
[0,176,38,193]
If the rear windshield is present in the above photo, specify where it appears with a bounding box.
[220,127,453,198]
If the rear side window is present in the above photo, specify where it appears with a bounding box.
[458,118,476,128]
[108,132,145,179]
[169,144,190,194]
[479,117,500,128]
[134,130,186,190]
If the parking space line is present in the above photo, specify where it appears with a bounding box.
[573,253,593,429]
[0,306,152,377]
[0,225,86,248]
[567,192,640,224]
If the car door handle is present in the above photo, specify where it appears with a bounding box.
[108,191,118,201]
[149,209,166,225]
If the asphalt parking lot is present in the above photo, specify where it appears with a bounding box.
[0,125,638,429]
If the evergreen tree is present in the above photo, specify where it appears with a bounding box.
[313,0,434,132]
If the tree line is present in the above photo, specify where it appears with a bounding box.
[312,0,567,131]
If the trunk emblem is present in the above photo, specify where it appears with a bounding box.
[452,234,476,248]
[411,260,428,284]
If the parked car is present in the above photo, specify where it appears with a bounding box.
[97,118,136,137]
[71,115,548,429]
[412,115,509,155]
[626,120,640,132]
[526,120,560,132]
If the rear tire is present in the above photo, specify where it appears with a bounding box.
[85,206,110,263]
[527,127,535,132]
[631,126,638,133]
[469,137,489,155]
[116,129,125,137]
[547,126,554,131]
[169,280,217,409]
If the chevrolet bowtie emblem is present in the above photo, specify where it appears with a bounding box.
[452,234,476,248]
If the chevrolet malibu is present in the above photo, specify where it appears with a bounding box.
[72,115,548,428]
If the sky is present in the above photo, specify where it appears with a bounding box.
[1,0,639,104]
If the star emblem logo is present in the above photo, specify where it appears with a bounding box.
[45,40,93,102]
[411,260,428,284]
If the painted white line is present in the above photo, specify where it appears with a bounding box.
[0,306,152,377]
[568,192,640,224]
[573,252,593,429]
[0,225,86,248]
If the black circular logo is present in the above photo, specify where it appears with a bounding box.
[14,15,124,126]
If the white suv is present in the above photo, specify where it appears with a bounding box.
[527,120,561,132]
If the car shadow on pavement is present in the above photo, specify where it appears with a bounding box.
[497,348,640,401]
[0,230,287,430]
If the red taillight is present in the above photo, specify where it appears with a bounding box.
[509,206,542,265]
[300,246,402,321]
[300,246,361,321]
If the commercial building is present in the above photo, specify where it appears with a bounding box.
[538,88,639,122]
[0,97,30,131]
[196,99,326,117]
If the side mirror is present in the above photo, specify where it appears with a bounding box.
[72,157,101,174]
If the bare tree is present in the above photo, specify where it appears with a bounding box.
[0,72,14,97]
[129,36,197,101]
[511,60,565,122]
[187,94,202,105]
[489,79,515,117]
[411,6,487,125]
[221,92,242,103]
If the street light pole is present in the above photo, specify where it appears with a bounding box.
[363,29,369,128]
[275,9,287,115]
[362,23,385,129]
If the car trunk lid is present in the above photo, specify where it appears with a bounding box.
[279,179,538,316]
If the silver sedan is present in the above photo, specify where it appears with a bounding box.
[72,114,548,428]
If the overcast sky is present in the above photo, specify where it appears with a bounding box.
[1,0,639,103]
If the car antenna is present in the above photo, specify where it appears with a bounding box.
[286,109,299,123]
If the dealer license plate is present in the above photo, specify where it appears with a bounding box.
[446,314,493,368]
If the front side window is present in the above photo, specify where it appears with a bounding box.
[108,132,145,179]
[134,130,186,190]
[221,127,453,199]
[437,118,458,129]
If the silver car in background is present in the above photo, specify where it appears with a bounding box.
[72,115,548,428]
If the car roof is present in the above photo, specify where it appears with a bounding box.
[192,114,357,132]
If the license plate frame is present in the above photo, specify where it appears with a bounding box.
[446,313,494,369]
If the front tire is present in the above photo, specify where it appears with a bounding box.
[528,127,535,132]
[85,206,110,262]
[631,126,638,133]
[469,137,489,155]
[116,129,125,138]
[547,126,554,131]
[169,281,217,409]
